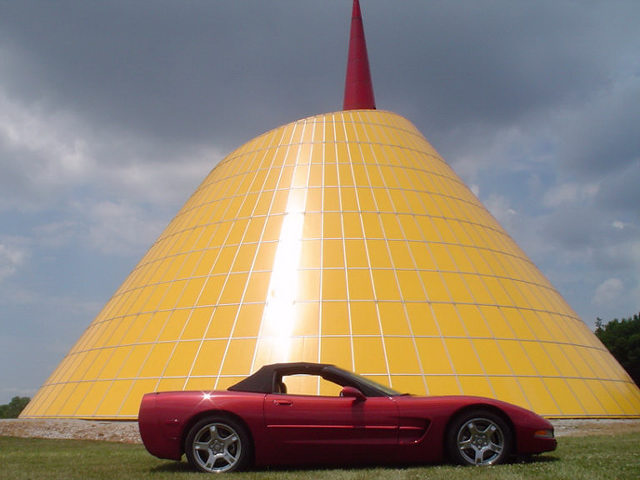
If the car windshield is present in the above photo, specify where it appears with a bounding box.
[330,366,403,396]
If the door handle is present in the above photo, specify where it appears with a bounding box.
[273,399,293,406]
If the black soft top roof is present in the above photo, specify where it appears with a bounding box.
[227,362,395,397]
[228,362,333,394]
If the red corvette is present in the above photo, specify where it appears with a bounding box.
[138,362,556,473]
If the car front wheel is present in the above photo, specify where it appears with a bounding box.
[185,416,251,473]
[447,409,512,466]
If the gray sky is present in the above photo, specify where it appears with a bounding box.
[1,0,638,404]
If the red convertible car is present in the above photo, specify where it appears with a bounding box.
[138,362,556,473]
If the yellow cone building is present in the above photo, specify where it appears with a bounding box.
[22,2,640,419]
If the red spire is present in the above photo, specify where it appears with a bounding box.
[343,0,376,110]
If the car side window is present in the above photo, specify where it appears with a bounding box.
[278,374,343,397]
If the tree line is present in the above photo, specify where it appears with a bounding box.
[595,312,640,386]
[0,396,31,419]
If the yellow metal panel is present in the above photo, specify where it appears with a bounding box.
[158,310,190,342]
[262,215,283,242]
[120,379,157,416]
[483,277,512,306]
[459,376,494,398]
[323,211,342,238]
[490,377,530,410]
[473,339,512,375]
[191,340,226,376]
[408,241,436,270]
[398,214,423,240]
[181,307,214,340]
[518,377,559,416]
[57,383,90,417]
[82,349,114,380]
[442,273,473,303]
[374,189,394,213]
[253,243,276,271]
[367,240,391,267]
[563,345,597,378]
[219,273,248,304]
[501,308,535,341]
[342,212,363,238]
[340,187,359,212]
[347,269,374,300]
[388,240,414,268]
[378,303,410,336]
[544,377,585,416]
[447,244,475,272]
[307,187,322,210]
[446,338,484,375]
[397,270,425,301]
[543,343,579,377]
[420,271,450,302]
[457,304,491,337]
[321,269,347,301]
[344,239,369,268]
[391,375,426,396]
[498,340,537,375]
[220,339,256,375]
[176,278,206,308]
[524,310,554,342]
[75,381,113,417]
[406,303,440,336]
[433,304,465,337]
[565,379,607,416]
[157,378,187,392]
[320,336,352,368]
[231,243,257,271]
[204,305,238,339]
[585,380,624,415]
[291,303,319,337]
[98,346,133,380]
[68,350,98,382]
[139,342,175,378]
[164,342,200,377]
[197,275,224,306]
[297,270,321,302]
[427,376,462,396]
[323,239,345,268]
[521,342,559,377]
[385,337,420,373]
[321,301,350,335]
[303,213,322,239]
[350,302,380,335]
[415,338,454,374]
[353,337,388,373]
[122,313,152,345]
[372,269,400,300]
[610,382,640,414]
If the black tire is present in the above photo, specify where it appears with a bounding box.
[184,415,252,473]
[446,409,512,466]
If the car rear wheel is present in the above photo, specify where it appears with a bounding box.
[447,410,512,466]
[185,416,251,473]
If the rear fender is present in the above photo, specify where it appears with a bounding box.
[180,409,255,459]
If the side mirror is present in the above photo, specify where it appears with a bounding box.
[340,386,366,402]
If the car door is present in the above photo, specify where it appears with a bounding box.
[263,392,399,465]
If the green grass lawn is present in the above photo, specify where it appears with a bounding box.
[1,433,638,480]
